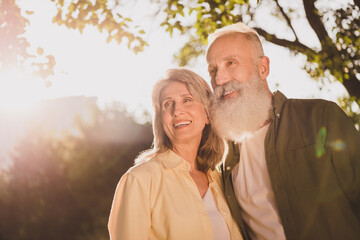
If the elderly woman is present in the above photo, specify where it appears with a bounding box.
[108,68,242,240]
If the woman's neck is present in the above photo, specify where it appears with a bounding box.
[171,143,199,171]
[172,142,209,198]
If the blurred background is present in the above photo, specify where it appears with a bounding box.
[0,0,359,239]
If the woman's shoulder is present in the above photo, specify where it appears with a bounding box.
[126,153,164,178]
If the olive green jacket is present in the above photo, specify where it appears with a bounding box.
[221,91,360,240]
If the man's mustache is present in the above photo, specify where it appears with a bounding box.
[213,81,244,100]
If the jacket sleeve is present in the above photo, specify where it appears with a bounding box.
[108,171,151,240]
[326,102,360,216]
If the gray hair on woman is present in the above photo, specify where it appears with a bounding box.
[136,68,224,172]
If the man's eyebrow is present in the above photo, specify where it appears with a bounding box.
[208,55,239,69]
[208,65,216,71]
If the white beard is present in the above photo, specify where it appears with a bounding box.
[211,72,272,142]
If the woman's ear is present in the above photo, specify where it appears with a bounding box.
[205,111,210,125]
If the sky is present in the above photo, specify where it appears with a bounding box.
[0,0,348,120]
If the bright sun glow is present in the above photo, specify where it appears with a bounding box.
[0,70,45,113]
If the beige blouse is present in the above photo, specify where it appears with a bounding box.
[108,149,242,240]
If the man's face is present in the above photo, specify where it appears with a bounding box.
[207,33,272,141]
[206,33,258,100]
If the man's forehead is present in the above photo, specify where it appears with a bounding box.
[207,32,246,50]
[207,33,246,58]
[207,52,241,67]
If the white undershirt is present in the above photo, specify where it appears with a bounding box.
[202,188,231,240]
[232,124,286,240]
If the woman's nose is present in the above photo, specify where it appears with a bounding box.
[172,103,184,116]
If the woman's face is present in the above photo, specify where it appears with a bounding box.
[160,81,209,148]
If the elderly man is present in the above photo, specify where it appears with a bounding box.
[206,22,360,240]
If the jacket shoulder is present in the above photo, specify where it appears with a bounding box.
[285,97,337,107]
[281,98,341,116]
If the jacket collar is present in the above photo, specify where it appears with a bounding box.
[223,91,288,171]
[224,140,240,172]
[270,90,287,121]
[159,149,215,181]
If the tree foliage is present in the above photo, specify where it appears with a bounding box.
[158,0,360,125]
[0,0,55,79]
[0,0,148,81]
[0,104,153,239]
[50,0,148,53]
[0,0,29,69]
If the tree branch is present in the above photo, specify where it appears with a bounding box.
[354,0,360,9]
[254,27,317,55]
[302,0,330,48]
[274,0,299,41]
[342,72,360,100]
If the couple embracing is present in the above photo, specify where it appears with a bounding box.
[108,22,360,240]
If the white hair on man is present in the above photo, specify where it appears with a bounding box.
[210,69,272,142]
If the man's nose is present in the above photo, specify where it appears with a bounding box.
[215,68,230,86]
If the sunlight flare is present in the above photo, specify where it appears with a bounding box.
[0,70,44,112]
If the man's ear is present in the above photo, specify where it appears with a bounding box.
[258,56,270,80]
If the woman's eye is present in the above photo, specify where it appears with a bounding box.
[163,101,172,108]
